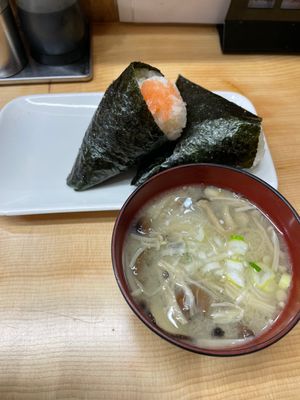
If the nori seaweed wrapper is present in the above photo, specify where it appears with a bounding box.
[132,75,262,186]
[67,62,168,191]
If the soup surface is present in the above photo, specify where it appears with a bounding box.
[123,185,292,347]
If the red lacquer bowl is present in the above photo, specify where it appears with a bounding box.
[111,164,300,356]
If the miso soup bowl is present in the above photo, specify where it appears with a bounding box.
[111,164,300,356]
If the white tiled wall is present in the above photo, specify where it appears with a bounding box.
[117,0,231,23]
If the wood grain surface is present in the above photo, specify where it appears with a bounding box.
[80,0,119,22]
[0,23,299,400]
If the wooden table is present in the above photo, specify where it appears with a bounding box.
[0,23,299,400]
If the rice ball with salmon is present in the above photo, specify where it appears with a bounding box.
[67,62,186,191]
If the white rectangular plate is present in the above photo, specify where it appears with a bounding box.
[0,92,277,216]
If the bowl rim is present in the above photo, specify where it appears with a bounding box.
[111,163,300,356]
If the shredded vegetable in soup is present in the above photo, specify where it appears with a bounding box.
[123,185,292,348]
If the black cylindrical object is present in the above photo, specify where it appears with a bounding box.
[16,0,88,65]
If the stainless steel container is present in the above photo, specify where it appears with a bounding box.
[16,0,88,65]
[0,0,27,78]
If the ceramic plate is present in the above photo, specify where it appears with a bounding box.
[0,92,277,215]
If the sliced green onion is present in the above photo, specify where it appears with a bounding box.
[226,271,245,288]
[249,261,262,272]
[230,234,245,241]
[228,239,248,255]
[226,259,244,271]
[278,273,291,289]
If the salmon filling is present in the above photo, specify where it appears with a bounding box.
[137,72,187,141]
[140,79,182,122]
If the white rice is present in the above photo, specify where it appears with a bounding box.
[249,129,265,169]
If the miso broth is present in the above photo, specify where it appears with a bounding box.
[123,185,292,347]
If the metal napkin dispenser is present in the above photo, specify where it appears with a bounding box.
[219,0,300,53]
